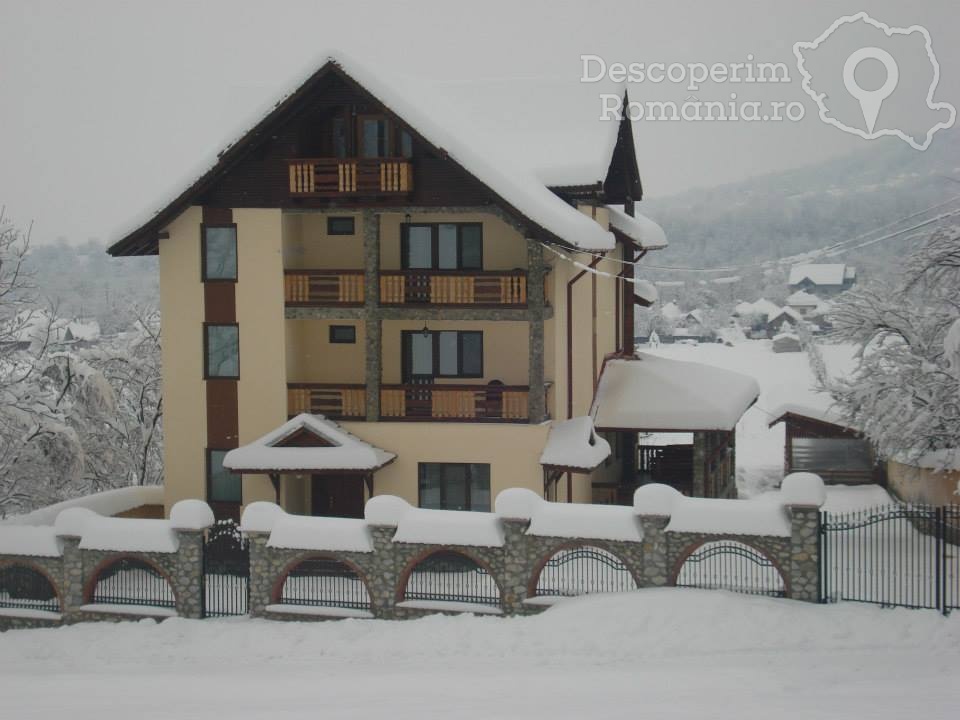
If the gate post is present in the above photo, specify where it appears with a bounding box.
[245,532,272,618]
[636,514,670,587]
[173,530,206,619]
[787,506,821,602]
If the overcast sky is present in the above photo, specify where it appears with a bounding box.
[0,0,957,246]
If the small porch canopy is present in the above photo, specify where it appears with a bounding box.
[224,414,396,499]
[591,354,759,433]
[591,354,759,498]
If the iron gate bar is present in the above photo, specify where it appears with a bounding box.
[91,558,176,608]
[675,541,785,597]
[279,558,371,610]
[535,547,637,597]
[404,551,500,605]
[0,564,60,613]
[202,519,250,618]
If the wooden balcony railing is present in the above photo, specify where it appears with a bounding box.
[288,158,413,196]
[288,384,366,420]
[380,270,527,306]
[380,384,530,422]
[284,270,364,305]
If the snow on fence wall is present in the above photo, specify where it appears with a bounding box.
[0,481,825,628]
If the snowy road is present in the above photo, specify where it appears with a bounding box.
[1,589,957,719]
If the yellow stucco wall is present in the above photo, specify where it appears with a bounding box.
[286,319,366,383]
[158,206,206,515]
[282,212,365,269]
[235,209,289,506]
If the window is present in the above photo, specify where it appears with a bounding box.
[207,449,242,503]
[359,116,389,158]
[202,225,237,281]
[398,129,413,158]
[418,463,490,511]
[402,330,483,379]
[401,223,483,270]
[329,325,356,344]
[327,216,355,235]
[205,324,239,378]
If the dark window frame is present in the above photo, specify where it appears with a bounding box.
[400,223,483,271]
[357,113,391,158]
[200,223,238,282]
[203,322,240,380]
[401,330,483,380]
[417,462,491,512]
[329,325,357,344]
[206,448,242,504]
[326,216,356,236]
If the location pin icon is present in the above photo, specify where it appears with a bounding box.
[843,47,899,134]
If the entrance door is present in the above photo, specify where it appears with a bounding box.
[311,475,365,518]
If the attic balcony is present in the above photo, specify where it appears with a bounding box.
[288,158,413,197]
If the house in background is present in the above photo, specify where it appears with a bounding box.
[107,56,673,520]
[785,290,821,317]
[788,263,856,297]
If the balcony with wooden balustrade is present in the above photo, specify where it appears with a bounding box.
[288,158,413,197]
[379,270,527,307]
[284,270,364,306]
[288,384,367,421]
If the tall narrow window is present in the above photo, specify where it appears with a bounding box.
[399,129,413,158]
[332,116,348,158]
[207,449,242,503]
[202,226,237,281]
[360,117,389,158]
[205,324,239,379]
[418,463,491,511]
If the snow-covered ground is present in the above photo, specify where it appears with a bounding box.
[1,589,957,719]
[645,340,857,497]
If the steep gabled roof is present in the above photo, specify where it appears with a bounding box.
[108,55,625,256]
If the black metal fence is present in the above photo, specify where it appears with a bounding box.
[0,564,60,613]
[674,541,786,597]
[90,558,176,608]
[203,520,249,617]
[820,504,960,615]
[278,558,370,610]
[403,551,500,606]
[535,547,637,597]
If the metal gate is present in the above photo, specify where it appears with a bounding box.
[674,541,786,597]
[820,504,960,614]
[203,519,249,617]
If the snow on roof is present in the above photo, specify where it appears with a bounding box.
[114,54,619,253]
[769,306,804,323]
[660,301,684,320]
[78,517,180,554]
[539,417,611,471]
[223,414,395,472]
[1,486,164,527]
[392,508,504,548]
[686,309,704,323]
[766,400,851,429]
[665,496,792,537]
[635,279,658,305]
[786,290,820,307]
[789,264,848,286]
[268,514,374,553]
[843,266,857,280]
[0,525,63,557]
[710,275,741,285]
[527,502,643,543]
[606,205,668,250]
[591,354,760,431]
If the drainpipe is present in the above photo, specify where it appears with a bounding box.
[566,256,600,419]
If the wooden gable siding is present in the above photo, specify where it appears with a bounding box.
[196,75,494,210]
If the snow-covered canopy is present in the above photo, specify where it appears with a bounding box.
[539,416,611,471]
[789,263,851,286]
[634,280,659,305]
[111,54,629,254]
[223,414,395,473]
[591,354,760,431]
[605,205,668,250]
[766,401,852,430]
[786,290,821,307]
[1,485,163,527]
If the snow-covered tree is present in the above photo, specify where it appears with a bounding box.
[815,226,960,464]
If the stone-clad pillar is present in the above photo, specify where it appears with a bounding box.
[788,506,820,602]
[246,532,273,617]
[363,210,382,421]
[636,515,670,587]
[172,530,205,619]
[526,239,546,423]
[366,525,398,617]
[60,536,84,613]
[692,433,706,497]
[500,519,532,614]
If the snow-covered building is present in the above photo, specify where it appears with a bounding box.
[788,263,856,297]
[106,55,671,519]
